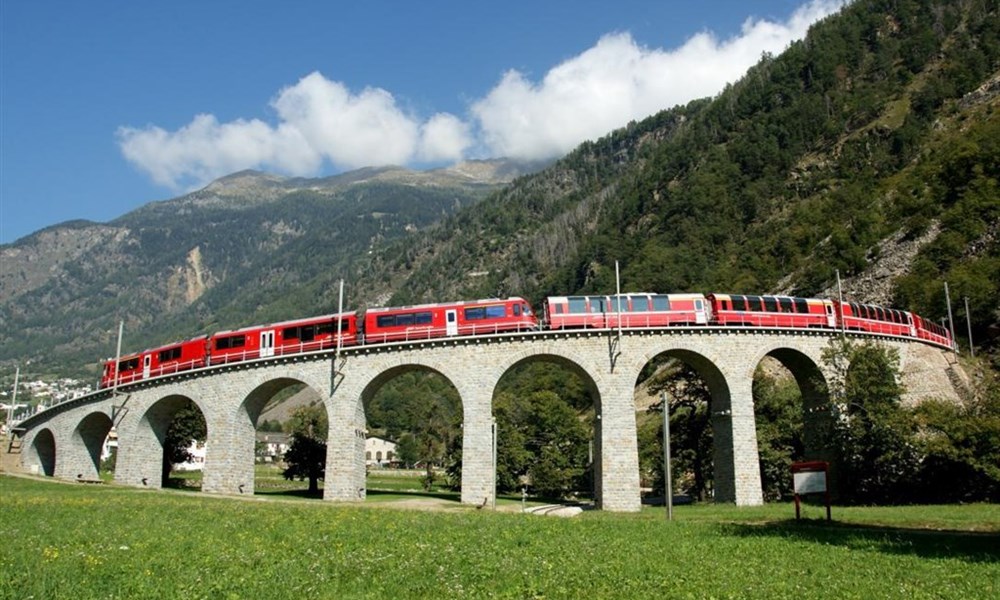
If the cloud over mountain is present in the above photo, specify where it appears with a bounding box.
[118,0,842,190]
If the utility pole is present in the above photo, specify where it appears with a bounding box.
[112,320,124,392]
[964,296,974,358]
[944,283,957,352]
[662,392,673,521]
[836,269,845,338]
[6,367,19,429]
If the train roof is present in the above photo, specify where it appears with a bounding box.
[108,334,209,362]
[211,312,356,337]
[546,292,706,301]
[364,297,527,314]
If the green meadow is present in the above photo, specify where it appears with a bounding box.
[1,475,997,599]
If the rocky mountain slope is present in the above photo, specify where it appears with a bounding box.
[0,160,540,373]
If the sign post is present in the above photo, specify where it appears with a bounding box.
[791,461,831,521]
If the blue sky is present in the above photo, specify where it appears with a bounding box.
[0,1,843,244]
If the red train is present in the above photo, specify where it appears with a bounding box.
[99,292,954,389]
[100,299,535,388]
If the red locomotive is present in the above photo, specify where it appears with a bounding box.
[100,335,209,388]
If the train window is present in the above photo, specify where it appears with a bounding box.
[415,312,433,324]
[513,304,521,316]
[590,297,606,313]
[465,307,485,320]
[762,297,778,312]
[554,304,564,314]
[568,298,587,313]
[377,315,395,328]
[317,323,335,336]
[875,307,886,321]
[651,296,670,311]
[793,298,808,313]
[396,314,415,326]
[631,296,649,312]
[487,306,506,318]
[119,358,139,371]
[216,335,245,350]
[284,326,300,340]
[778,298,793,312]
[746,296,762,311]
[338,319,351,332]
[158,347,181,362]
[731,296,746,311]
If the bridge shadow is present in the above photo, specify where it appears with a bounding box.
[255,488,325,500]
[366,489,462,502]
[718,519,1000,563]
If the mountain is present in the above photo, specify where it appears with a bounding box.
[357,0,999,345]
[0,160,542,373]
[2,0,999,381]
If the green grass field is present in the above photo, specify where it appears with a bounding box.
[1,475,997,599]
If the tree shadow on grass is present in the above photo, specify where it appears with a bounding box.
[718,519,1000,563]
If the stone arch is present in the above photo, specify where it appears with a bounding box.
[68,411,114,480]
[116,393,207,490]
[748,345,831,461]
[27,428,56,476]
[491,351,601,501]
[630,346,732,503]
[206,376,328,497]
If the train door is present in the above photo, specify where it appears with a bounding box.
[446,310,458,336]
[260,330,275,357]
[694,298,708,324]
[142,354,151,379]
[826,303,836,328]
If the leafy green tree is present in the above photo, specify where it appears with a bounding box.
[643,363,714,501]
[493,390,589,498]
[912,376,1000,503]
[283,405,328,494]
[822,339,919,504]
[752,370,805,501]
[162,401,207,485]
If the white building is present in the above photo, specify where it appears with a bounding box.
[365,436,397,467]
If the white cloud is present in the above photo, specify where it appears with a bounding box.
[472,0,844,159]
[117,1,842,190]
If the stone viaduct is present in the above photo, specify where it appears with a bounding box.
[9,328,961,511]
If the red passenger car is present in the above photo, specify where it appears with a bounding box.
[910,313,954,349]
[209,312,359,365]
[544,293,708,329]
[708,294,836,328]
[832,301,914,338]
[362,297,537,344]
[100,335,209,388]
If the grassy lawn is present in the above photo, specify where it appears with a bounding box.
[1,475,997,599]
